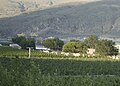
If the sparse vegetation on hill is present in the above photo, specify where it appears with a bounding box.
[0,0,96,18]
[1,0,120,38]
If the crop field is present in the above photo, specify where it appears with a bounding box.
[0,57,120,86]
[0,46,112,59]
[0,46,120,85]
[0,46,59,58]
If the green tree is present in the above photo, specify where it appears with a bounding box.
[12,36,26,44]
[84,35,98,48]
[62,41,87,53]
[70,39,80,42]
[84,35,118,56]
[12,36,35,49]
[42,37,64,50]
[96,40,118,56]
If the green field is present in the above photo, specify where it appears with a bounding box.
[0,57,120,86]
[0,46,69,58]
[0,46,112,59]
[0,46,120,86]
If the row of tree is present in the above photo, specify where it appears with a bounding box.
[12,35,118,56]
[41,35,118,56]
[12,36,35,49]
[42,37,64,50]
[63,35,118,56]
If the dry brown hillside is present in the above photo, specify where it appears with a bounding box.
[1,0,120,41]
[0,0,99,18]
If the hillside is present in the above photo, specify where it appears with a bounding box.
[0,0,97,18]
[0,0,120,40]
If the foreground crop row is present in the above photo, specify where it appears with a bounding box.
[0,57,120,86]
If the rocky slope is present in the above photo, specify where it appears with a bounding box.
[0,0,120,40]
[0,0,97,18]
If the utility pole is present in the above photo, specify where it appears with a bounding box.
[27,47,31,58]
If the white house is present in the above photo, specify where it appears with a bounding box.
[114,43,120,53]
[51,51,61,55]
[35,44,50,52]
[87,48,95,56]
[72,53,81,57]
[9,44,21,49]
[61,52,80,57]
